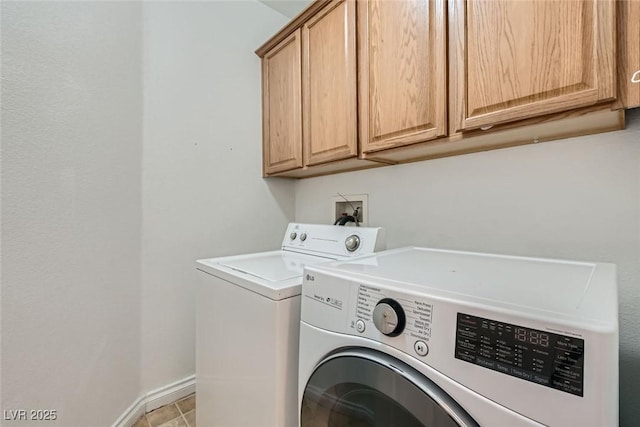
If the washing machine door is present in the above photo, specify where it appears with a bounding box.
[301,348,479,427]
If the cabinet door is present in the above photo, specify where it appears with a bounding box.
[617,0,640,108]
[262,30,302,175]
[450,0,616,133]
[302,0,357,166]
[359,0,447,154]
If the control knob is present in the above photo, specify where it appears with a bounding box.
[290,232,297,240]
[300,233,307,241]
[345,235,360,252]
[372,298,405,337]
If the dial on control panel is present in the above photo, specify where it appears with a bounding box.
[372,298,406,337]
[345,235,360,252]
[300,233,307,241]
[290,232,297,240]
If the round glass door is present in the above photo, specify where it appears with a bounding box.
[301,349,479,427]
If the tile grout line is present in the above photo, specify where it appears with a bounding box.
[139,396,195,427]
[175,402,190,427]
[179,395,196,427]
[145,404,181,427]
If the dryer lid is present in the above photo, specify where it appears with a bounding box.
[309,246,617,323]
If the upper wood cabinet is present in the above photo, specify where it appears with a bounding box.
[302,0,357,165]
[257,0,625,177]
[449,0,616,134]
[358,0,447,153]
[617,0,640,108]
[261,30,303,175]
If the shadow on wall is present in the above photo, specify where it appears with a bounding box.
[265,177,296,220]
[620,108,640,426]
[620,340,640,423]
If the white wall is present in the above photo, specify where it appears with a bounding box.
[258,0,311,18]
[141,1,294,392]
[1,1,293,422]
[1,2,143,425]
[295,110,640,426]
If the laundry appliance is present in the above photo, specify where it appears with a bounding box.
[299,247,618,427]
[196,223,385,427]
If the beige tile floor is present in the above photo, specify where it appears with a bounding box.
[133,394,195,427]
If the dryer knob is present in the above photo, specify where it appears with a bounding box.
[372,298,405,337]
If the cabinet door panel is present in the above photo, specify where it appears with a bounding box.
[262,30,302,175]
[359,0,447,153]
[450,0,615,133]
[303,0,357,166]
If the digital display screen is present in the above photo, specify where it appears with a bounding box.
[455,313,584,397]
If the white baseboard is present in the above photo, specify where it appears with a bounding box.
[112,375,196,427]
[145,375,196,412]
[111,395,146,427]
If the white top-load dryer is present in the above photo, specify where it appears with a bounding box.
[195,223,385,427]
[299,247,618,427]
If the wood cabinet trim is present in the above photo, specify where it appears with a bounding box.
[256,0,331,57]
[265,156,383,178]
[595,0,616,101]
[357,0,370,152]
[448,0,466,135]
[462,90,600,129]
[363,105,624,164]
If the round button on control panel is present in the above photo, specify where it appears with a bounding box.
[300,233,307,241]
[414,340,429,357]
[355,319,365,333]
[290,232,297,240]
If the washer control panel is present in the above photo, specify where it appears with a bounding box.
[282,223,385,258]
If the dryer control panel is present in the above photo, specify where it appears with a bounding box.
[455,313,584,397]
[354,283,433,340]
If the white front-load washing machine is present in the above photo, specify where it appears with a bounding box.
[299,247,618,426]
[196,223,385,427]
